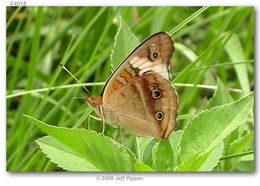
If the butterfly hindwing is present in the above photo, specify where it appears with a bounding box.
[103,73,178,138]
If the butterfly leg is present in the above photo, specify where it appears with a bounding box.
[99,105,105,135]
[89,114,103,121]
[120,123,123,145]
[88,114,103,130]
[113,128,118,141]
[88,115,90,130]
[110,120,123,144]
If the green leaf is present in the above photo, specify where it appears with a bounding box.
[207,78,233,109]
[179,94,254,163]
[24,115,137,171]
[240,154,254,161]
[135,137,155,162]
[176,142,224,172]
[223,132,254,171]
[135,162,153,172]
[152,139,173,171]
[110,16,140,68]
[175,42,199,63]
[197,142,224,171]
[229,132,254,155]
[168,130,182,167]
[36,136,99,171]
[135,137,157,166]
[174,153,198,171]
[150,7,171,33]
[225,34,250,93]
[234,160,254,171]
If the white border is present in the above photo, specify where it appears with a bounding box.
[3,0,257,6]
[1,1,259,186]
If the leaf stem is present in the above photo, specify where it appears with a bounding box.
[169,6,209,36]
[7,82,250,99]
[6,83,104,99]
[174,83,245,93]
[220,151,254,161]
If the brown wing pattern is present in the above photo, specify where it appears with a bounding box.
[104,73,178,139]
[101,32,174,102]
[92,32,178,138]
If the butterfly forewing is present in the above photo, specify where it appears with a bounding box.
[101,32,174,100]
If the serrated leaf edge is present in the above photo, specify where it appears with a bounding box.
[176,93,253,163]
[36,136,99,171]
[24,114,138,171]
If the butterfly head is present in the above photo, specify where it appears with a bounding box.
[87,96,103,107]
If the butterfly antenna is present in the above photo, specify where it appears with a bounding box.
[59,64,92,96]
[71,96,86,99]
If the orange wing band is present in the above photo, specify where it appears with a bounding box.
[120,70,133,82]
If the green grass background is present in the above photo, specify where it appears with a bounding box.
[6,6,254,171]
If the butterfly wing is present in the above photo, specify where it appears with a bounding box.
[96,32,177,138]
[101,32,174,101]
[104,73,178,138]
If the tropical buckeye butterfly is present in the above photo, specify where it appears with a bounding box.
[62,32,178,139]
[86,32,178,139]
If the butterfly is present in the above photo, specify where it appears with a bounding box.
[86,32,178,139]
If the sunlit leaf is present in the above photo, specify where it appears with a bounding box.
[225,34,250,93]
[179,94,253,162]
[24,115,137,171]
[110,16,139,68]
[176,142,223,171]
[207,77,233,109]
[168,130,182,167]
[37,136,99,171]
[135,162,153,172]
[152,139,173,171]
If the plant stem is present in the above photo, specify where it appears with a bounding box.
[169,6,209,36]
[220,151,254,161]
[7,82,251,99]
